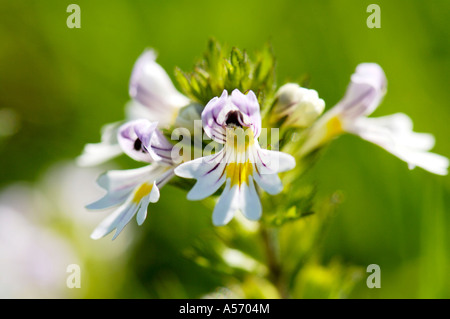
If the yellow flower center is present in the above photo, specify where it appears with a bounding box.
[132,182,153,204]
[325,115,343,140]
[226,161,253,188]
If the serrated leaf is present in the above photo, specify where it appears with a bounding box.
[174,67,192,97]
[174,40,277,108]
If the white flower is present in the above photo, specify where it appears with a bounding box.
[76,122,123,167]
[127,49,190,127]
[300,63,449,175]
[175,89,296,225]
[88,119,177,239]
[273,83,325,128]
[77,49,190,167]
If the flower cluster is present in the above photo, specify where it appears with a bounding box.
[79,44,448,240]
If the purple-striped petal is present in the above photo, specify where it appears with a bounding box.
[202,90,229,143]
[335,63,387,119]
[118,119,157,163]
[118,119,178,165]
[202,89,262,143]
[230,89,261,138]
[174,150,227,200]
[145,129,180,165]
[129,50,189,114]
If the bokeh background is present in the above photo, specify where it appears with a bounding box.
[0,0,449,298]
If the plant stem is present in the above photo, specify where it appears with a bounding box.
[260,226,288,299]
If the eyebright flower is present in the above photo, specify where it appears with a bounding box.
[76,122,123,167]
[300,63,449,175]
[174,89,296,226]
[127,49,191,128]
[273,83,325,128]
[87,119,178,240]
[77,49,190,167]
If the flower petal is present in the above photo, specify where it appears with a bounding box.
[90,200,138,240]
[402,150,449,175]
[201,90,229,143]
[256,147,296,174]
[350,115,449,175]
[86,165,164,210]
[336,63,387,119]
[212,177,261,225]
[149,181,161,203]
[118,119,177,165]
[135,182,160,226]
[125,100,153,121]
[91,179,163,239]
[77,122,123,167]
[212,179,238,226]
[251,147,293,195]
[129,49,189,113]
[237,176,262,221]
[202,89,262,142]
[174,151,227,200]
[230,89,262,138]
[252,168,283,195]
[135,199,150,227]
[145,129,179,165]
[351,113,435,151]
[118,119,157,163]
[77,143,123,168]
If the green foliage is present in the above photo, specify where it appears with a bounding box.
[290,259,363,298]
[175,39,276,108]
[264,187,316,227]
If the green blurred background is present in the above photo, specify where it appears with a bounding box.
[0,0,449,298]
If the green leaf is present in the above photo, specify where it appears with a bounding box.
[174,39,277,108]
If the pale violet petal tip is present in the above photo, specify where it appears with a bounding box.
[149,181,161,203]
[239,177,262,221]
[212,180,237,226]
[136,199,150,226]
[76,143,123,167]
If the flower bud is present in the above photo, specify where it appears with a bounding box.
[273,83,325,128]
